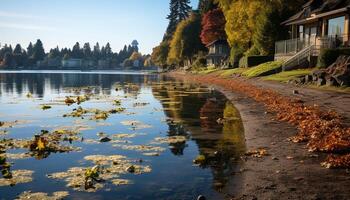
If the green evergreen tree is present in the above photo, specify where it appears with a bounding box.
[198,0,216,14]
[163,0,192,41]
[93,42,101,60]
[83,43,92,58]
[32,39,45,62]
[27,42,34,58]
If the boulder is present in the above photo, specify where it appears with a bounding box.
[305,74,313,83]
[326,76,339,87]
[317,77,326,86]
[325,55,350,86]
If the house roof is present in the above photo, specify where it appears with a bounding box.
[205,39,228,48]
[282,0,350,25]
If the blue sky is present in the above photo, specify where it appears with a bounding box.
[0,0,199,54]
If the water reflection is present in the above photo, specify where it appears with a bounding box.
[0,73,157,98]
[152,81,246,191]
[0,72,246,199]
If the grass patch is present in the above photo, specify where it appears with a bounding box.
[242,61,283,78]
[218,68,248,77]
[191,66,220,75]
[263,69,313,82]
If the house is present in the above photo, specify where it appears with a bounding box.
[62,59,82,68]
[206,40,230,67]
[275,0,350,69]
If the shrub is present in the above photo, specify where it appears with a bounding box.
[242,61,283,78]
[239,55,274,68]
[317,48,350,68]
[229,45,245,68]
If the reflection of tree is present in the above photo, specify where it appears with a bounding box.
[0,73,158,98]
[152,81,246,192]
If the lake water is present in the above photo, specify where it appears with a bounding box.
[0,71,245,200]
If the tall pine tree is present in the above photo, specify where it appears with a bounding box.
[163,0,192,41]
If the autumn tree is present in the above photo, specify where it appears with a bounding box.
[151,41,170,68]
[167,12,205,66]
[200,8,226,45]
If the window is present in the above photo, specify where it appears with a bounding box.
[328,16,345,36]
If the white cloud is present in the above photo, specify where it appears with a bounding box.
[0,22,56,31]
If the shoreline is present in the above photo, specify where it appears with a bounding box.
[168,71,350,199]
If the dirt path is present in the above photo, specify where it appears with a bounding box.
[169,72,350,200]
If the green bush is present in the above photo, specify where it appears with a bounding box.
[229,45,245,68]
[317,48,350,68]
[239,55,274,68]
[191,52,207,71]
[242,61,283,78]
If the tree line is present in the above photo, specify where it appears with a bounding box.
[152,0,307,69]
[0,39,153,69]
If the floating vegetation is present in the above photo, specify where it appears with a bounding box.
[64,97,76,105]
[193,155,206,165]
[112,133,146,139]
[63,106,125,120]
[0,170,33,186]
[0,130,80,160]
[41,105,52,110]
[0,120,31,128]
[26,92,33,98]
[48,155,151,192]
[16,191,69,200]
[111,178,132,186]
[4,153,31,160]
[120,120,152,130]
[133,102,150,107]
[99,137,111,143]
[113,144,165,153]
[113,100,122,106]
[153,136,187,145]
[0,130,8,136]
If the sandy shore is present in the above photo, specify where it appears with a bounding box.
[169,72,350,200]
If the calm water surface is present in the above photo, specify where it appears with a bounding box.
[0,71,245,200]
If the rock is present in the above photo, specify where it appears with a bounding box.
[305,74,313,83]
[312,69,326,79]
[127,165,135,173]
[317,77,326,86]
[325,55,350,86]
[99,137,111,143]
[197,195,206,200]
[326,76,339,87]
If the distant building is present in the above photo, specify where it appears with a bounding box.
[62,59,82,68]
[47,58,61,68]
[206,40,230,67]
[133,59,140,67]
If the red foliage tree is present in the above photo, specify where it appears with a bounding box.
[200,8,227,46]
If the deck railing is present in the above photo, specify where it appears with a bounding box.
[275,34,349,56]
